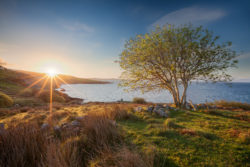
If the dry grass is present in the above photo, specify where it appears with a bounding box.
[90,146,149,167]
[0,123,47,167]
[213,100,250,110]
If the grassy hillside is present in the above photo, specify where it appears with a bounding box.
[0,103,249,166]
[0,68,108,107]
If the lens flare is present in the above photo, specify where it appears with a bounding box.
[46,68,57,77]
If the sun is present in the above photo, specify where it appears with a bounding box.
[46,68,58,77]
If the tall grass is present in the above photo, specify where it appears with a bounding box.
[214,100,250,110]
[0,106,149,167]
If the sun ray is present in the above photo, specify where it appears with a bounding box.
[36,76,49,96]
[18,75,47,95]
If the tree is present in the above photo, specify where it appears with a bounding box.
[118,24,238,108]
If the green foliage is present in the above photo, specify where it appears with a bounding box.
[0,91,13,108]
[118,24,238,106]
[132,97,147,104]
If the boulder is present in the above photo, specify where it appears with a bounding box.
[71,120,80,126]
[147,106,154,112]
[75,116,86,121]
[153,107,168,117]
[0,123,5,129]
[135,106,142,112]
[41,123,49,130]
[54,125,61,131]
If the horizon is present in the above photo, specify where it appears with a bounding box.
[0,0,250,80]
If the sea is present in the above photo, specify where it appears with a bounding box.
[59,80,250,104]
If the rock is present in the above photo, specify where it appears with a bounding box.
[41,123,49,130]
[147,106,154,112]
[60,88,66,92]
[14,104,20,108]
[153,107,168,117]
[155,108,168,117]
[54,125,61,131]
[75,116,86,121]
[109,120,117,127]
[135,106,142,112]
[0,123,5,129]
[61,123,69,129]
[71,120,80,126]
[185,103,191,110]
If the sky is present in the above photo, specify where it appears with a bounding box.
[0,0,250,80]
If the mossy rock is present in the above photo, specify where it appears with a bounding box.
[0,91,14,107]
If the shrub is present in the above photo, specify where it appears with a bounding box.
[132,97,147,104]
[19,88,33,97]
[0,91,13,108]
[103,105,132,120]
[38,90,65,103]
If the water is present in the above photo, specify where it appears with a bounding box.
[59,80,250,103]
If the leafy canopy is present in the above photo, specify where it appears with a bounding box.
[118,24,238,106]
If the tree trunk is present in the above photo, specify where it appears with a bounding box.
[180,83,188,108]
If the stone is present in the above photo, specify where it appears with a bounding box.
[0,123,5,129]
[71,120,80,126]
[155,108,168,117]
[54,125,61,131]
[109,120,117,127]
[185,104,191,110]
[14,104,20,108]
[41,123,49,130]
[153,107,168,117]
[147,106,154,112]
[75,116,86,121]
[135,106,142,112]
[61,123,69,129]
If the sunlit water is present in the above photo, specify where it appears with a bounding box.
[59,80,250,103]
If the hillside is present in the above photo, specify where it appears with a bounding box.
[0,68,109,106]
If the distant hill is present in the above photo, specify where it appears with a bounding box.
[0,68,110,103]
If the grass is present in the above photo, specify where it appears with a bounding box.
[0,91,13,107]
[0,103,249,166]
[213,100,250,110]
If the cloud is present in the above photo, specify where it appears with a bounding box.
[61,21,95,33]
[151,6,226,28]
[238,52,250,60]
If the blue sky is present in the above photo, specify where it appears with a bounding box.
[0,0,249,80]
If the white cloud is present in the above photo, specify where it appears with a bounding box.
[151,6,226,28]
[61,21,95,33]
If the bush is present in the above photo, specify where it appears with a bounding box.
[19,88,34,97]
[38,90,65,103]
[0,91,13,108]
[132,97,147,104]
